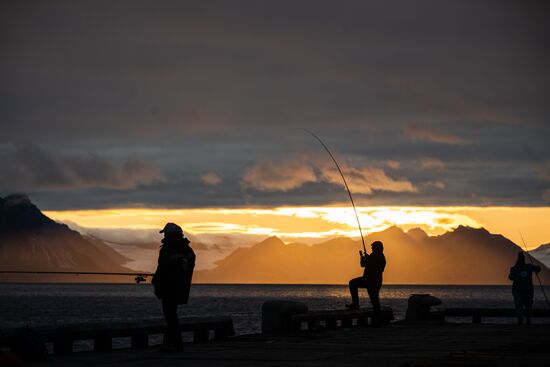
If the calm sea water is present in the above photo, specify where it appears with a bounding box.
[1,284,549,335]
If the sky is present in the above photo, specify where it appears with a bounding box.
[45,206,550,270]
[1,1,550,260]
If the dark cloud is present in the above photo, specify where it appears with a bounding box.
[1,0,549,209]
[419,157,445,170]
[241,156,417,194]
[241,159,317,192]
[200,172,223,186]
[324,166,417,194]
[405,125,468,145]
[0,144,163,190]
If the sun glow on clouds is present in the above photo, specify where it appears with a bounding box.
[45,206,550,248]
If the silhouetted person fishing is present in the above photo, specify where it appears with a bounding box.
[346,241,386,325]
[508,252,540,325]
[152,223,196,351]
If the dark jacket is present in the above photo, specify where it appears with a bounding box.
[509,263,540,293]
[152,235,196,304]
[361,252,386,285]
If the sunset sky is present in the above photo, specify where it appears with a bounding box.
[1,1,549,265]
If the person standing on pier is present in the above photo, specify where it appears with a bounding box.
[508,252,540,325]
[153,223,196,351]
[346,241,386,325]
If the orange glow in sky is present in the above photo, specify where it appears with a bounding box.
[45,206,550,249]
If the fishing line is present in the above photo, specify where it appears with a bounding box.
[301,128,367,253]
[0,270,153,283]
[518,230,550,310]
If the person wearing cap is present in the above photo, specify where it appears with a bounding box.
[509,252,541,325]
[346,241,386,325]
[152,223,196,351]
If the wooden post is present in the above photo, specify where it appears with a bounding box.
[357,315,368,327]
[131,334,148,349]
[291,320,302,332]
[193,329,209,343]
[310,320,325,331]
[53,337,73,355]
[325,318,337,329]
[341,317,352,328]
[214,327,230,340]
[94,336,112,352]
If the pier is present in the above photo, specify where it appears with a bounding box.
[24,323,550,366]
[291,307,394,331]
[1,317,234,355]
[444,308,550,324]
[2,306,550,365]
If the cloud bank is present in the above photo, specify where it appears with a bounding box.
[1,0,548,209]
[242,159,317,192]
[0,144,163,190]
[201,172,223,186]
[405,125,467,145]
[242,158,417,194]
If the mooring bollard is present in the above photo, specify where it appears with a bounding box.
[262,300,308,334]
[405,294,442,323]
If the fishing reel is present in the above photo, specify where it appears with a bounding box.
[359,250,367,267]
[134,274,147,284]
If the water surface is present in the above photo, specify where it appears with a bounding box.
[1,283,549,335]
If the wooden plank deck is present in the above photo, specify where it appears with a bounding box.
[35,323,550,367]
[292,307,394,330]
[1,317,234,355]
[444,308,550,323]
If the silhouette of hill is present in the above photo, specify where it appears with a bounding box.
[195,225,550,285]
[0,194,132,282]
[3,194,548,284]
[406,227,428,242]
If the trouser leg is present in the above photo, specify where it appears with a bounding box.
[349,277,367,306]
[162,299,182,348]
[367,283,382,324]
[525,291,534,324]
[513,292,524,324]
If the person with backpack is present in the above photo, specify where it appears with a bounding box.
[346,241,386,325]
[508,252,541,325]
[152,223,196,351]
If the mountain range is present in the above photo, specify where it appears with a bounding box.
[1,194,548,284]
[0,194,132,282]
[194,226,550,285]
[530,244,550,269]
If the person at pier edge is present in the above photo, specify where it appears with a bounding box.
[346,241,386,325]
[508,252,540,325]
[152,223,196,351]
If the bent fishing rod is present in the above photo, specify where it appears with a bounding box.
[0,270,153,284]
[518,231,550,310]
[302,128,367,254]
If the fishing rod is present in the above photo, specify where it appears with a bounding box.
[0,270,153,284]
[518,230,550,310]
[301,128,367,254]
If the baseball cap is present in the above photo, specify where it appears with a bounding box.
[159,222,183,234]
